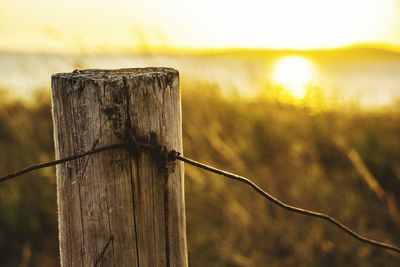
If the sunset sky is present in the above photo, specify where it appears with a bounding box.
[1,0,400,53]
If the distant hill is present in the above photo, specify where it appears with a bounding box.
[187,46,400,62]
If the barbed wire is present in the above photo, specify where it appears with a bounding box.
[0,140,400,255]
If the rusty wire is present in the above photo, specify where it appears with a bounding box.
[0,143,126,183]
[172,152,400,254]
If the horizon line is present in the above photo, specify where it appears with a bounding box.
[1,42,400,56]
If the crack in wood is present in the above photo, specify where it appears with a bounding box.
[93,234,114,267]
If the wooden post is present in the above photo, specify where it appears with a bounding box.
[51,68,188,267]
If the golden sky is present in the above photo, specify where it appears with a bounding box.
[1,0,400,53]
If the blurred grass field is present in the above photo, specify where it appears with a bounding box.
[0,81,400,266]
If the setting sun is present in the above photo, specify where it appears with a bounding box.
[272,56,315,98]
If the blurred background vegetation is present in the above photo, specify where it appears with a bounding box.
[0,80,399,266]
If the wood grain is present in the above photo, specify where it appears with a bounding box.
[52,68,188,267]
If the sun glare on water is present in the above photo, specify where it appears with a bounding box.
[272,56,315,98]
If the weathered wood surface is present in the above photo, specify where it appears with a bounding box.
[52,68,188,267]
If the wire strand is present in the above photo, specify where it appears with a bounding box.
[175,153,400,254]
[0,143,126,183]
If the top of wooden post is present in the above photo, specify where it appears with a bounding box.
[53,67,178,81]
